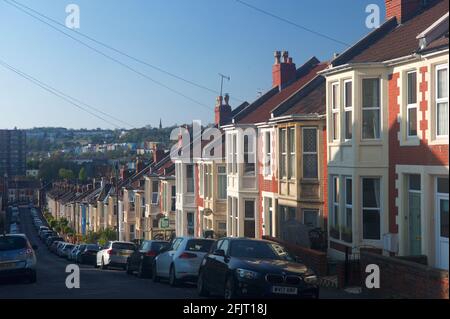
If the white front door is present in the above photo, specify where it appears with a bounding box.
[436,194,449,270]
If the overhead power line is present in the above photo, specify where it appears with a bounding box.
[5,0,245,104]
[235,0,351,47]
[0,58,126,129]
[3,0,213,111]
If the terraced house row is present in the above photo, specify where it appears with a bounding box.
[46,0,448,282]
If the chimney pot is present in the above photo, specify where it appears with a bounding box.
[274,51,281,64]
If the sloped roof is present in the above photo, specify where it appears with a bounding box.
[333,0,448,65]
[234,58,328,124]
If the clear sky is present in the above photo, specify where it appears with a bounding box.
[0,0,386,130]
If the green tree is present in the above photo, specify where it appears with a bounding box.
[78,167,87,182]
[58,168,74,180]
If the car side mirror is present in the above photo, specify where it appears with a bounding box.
[214,249,225,257]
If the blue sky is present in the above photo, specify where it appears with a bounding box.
[0,0,386,129]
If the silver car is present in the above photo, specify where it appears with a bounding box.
[152,237,214,286]
[96,241,136,270]
[0,234,37,283]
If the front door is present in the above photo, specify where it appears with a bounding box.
[436,194,449,270]
[408,175,421,255]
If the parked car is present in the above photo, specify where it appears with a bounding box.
[61,243,75,259]
[46,236,63,247]
[71,244,86,263]
[50,240,62,254]
[41,231,57,242]
[0,234,37,283]
[197,238,319,299]
[78,244,101,265]
[96,241,136,270]
[152,237,214,286]
[68,245,79,261]
[56,242,68,256]
[126,240,170,277]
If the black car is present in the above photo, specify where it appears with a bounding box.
[126,240,170,278]
[197,238,319,299]
[78,244,102,265]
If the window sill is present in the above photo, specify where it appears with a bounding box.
[359,139,383,146]
[400,137,420,147]
[428,137,449,146]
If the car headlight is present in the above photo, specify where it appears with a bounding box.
[236,268,258,280]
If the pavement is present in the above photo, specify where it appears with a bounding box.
[0,206,364,299]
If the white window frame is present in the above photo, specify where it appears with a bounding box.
[199,163,204,197]
[406,71,418,138]
[436,64,449,138]
[361,177,382,241]
[332,176,339,229]
[263,131,272,177]
[217,164,227,200]
[151,180,159,205]
[362,78,381,140]
[344,80,352,141]
[280,128,287,179]
[344,177,352,230]
[186,164,195,194]
[331,82,340,141]
[302,127,318,179]
[288,127,296,179]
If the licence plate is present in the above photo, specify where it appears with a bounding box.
[271,286,298,295]
[0,262,15,270]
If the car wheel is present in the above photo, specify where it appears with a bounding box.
[28,270,37,284]
[224,276,237,300]
[101,257,108,270]
[197,271,210,297]
[152,262,160,283]
[169,264,179,287]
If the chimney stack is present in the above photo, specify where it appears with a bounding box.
[136,158,144,174]
[152,144,165,164]
[214,93,232,126]
[385,0,425,24]
[272,50,296,88]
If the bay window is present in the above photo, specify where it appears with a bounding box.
[362,78,381,139]
[280,129,287,178]
[151,180,159,204]
[264,131,272,176]
[345,177,352,230]
[332,176,339,229]
[331,83,339,141]
[407,71,417,137]
[436,64,448,137]
[288,127,295,179]
[186,164,194,193]
[244,200,255,238]
[362,178,381,240]
[217,165,226,199]
[244,135,255,176]
[344,80,352,140]
[302,127,318,179]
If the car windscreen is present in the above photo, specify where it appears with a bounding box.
[0,236,27,251]
[112,242,135,250]
[65,245,74,250]
[151,242,170,252]
[185,239,214,253]
[229,240,294,261]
